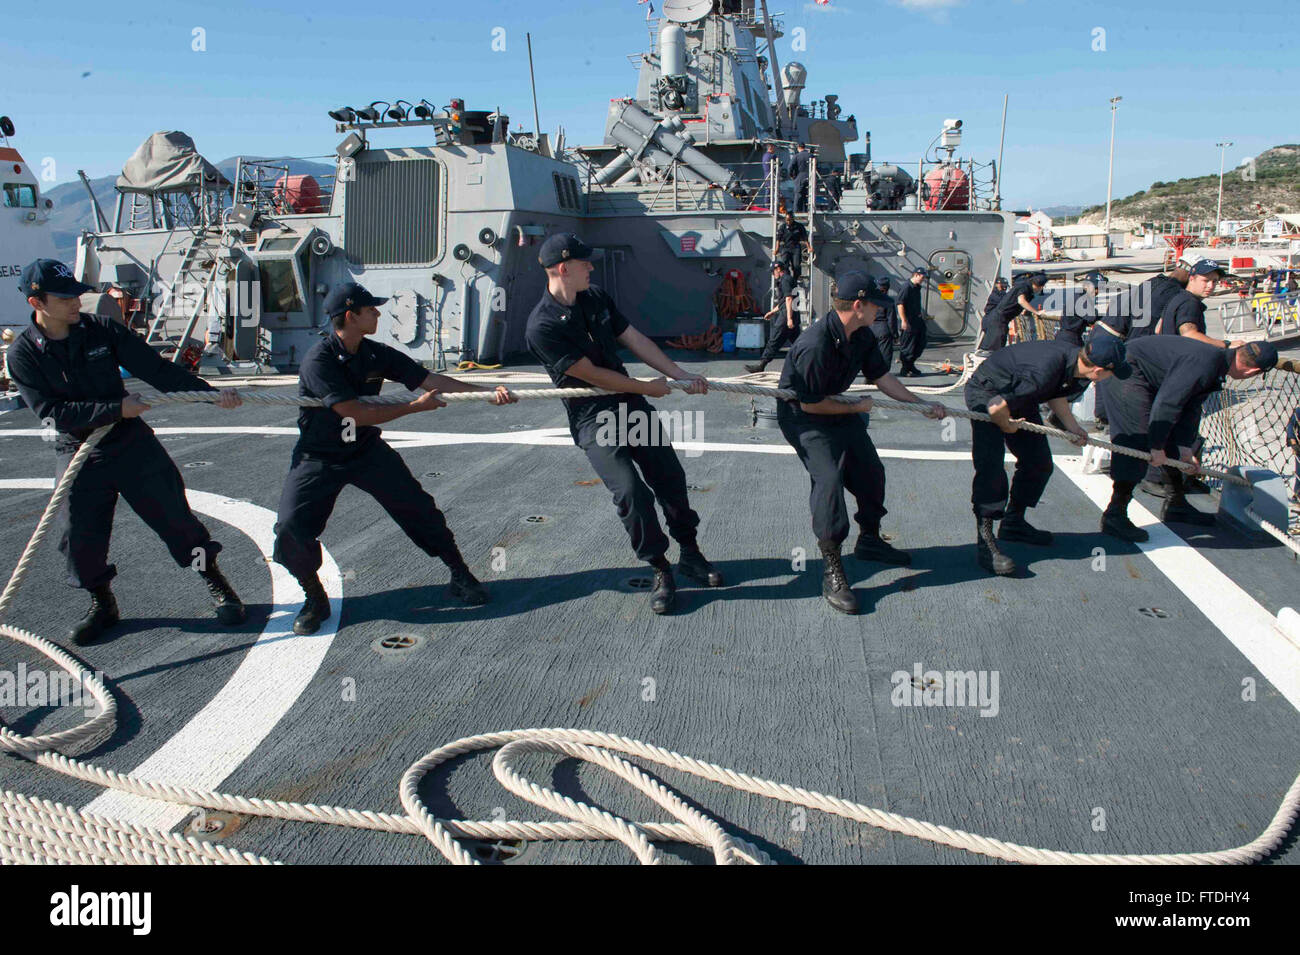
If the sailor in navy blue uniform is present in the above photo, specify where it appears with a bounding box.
[982,277,1010,318]
[273,282,516,635]
[895,267,929,376]
[7,258,246,646]
[1054,271,1104,347]
[789,143,813,213]
[776,271,946,615]
[870,276,899,371]
[745,260,802,373]
[525,233,723,616]
[1100,336,1277,541]
[1110,259,1191,341]
[775,210,811,281]
[980,271,1045,353]
[1155,259,1243,349]
[964,336,1128,575]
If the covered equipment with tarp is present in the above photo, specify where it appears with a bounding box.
[116,131,230,195]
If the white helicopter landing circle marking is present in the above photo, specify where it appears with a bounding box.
[0,479,342,831]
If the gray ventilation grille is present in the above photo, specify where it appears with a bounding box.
[344,158,440,265]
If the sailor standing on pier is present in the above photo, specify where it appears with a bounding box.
[8,258,247,645]
[525,233,724,616]
[776,272,946,615]
[272,282,516,635]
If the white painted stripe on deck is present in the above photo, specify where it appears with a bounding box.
[0,426,970,460]
[0,479,342,830]
[1055,455,1300,713]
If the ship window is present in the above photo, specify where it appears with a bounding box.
[553,173,570,209]
[3,183,36,208]
[259,237,300,252]
[259,258,304,313]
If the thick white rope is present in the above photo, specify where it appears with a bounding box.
[2,384,1297,864]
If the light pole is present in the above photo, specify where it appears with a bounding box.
[1104,96,1122,245]
[1216,140,1233,236]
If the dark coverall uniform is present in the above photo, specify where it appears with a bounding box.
[7,313,222,589]
[789,148,812,213]
[1120,273,1184,341]
[896,281,927,373]
[272,334,460,579]
[964,341,1087,519]
[757,272,803,364]
[871,291,899,371]
[776,311,890,545]
[981,280,1032,352]
[1157,289,1209,337]
[776,219,809,281]
[1099,272,1190,476]
[1054,287,1097,347]
[525,285,700,562]
[983,286,1008,318]
[1105,336,1229,487]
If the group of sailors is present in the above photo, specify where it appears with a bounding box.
[8,239,1282,636]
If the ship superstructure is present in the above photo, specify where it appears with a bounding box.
[76,0,1012,371]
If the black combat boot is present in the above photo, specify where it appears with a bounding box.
[1159,473,1215,527]
[677,544,724,587]
[998,507,1053,546]
[649,558,676,615]
[818,541,859,614]
[744,360,769,374]
[293,575,331,635]
[852,528,912,565]
[198,559,246,624]
[447,566,489,605]
[69,584,120,646]
[1100,482,1149,542]
[976,518,1016,576]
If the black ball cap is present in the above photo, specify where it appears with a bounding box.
[538,232,593,268]
[19,258,94,299]
[324,282,388,318]
[835,271,892,307]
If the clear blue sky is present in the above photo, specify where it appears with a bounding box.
[3,0,1295,209]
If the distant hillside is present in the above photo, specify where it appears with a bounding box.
[1038,205,1083,219]
[1078,144,1299,230]
[44,154,335,263]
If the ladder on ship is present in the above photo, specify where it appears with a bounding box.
[145,226,224,362]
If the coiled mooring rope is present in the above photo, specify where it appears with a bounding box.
[3,379,1298,865]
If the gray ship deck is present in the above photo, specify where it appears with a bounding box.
[2,350,1299,865]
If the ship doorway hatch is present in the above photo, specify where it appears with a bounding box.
[924,249,971,340]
